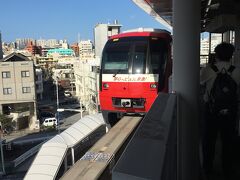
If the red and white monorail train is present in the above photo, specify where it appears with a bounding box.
[99,28,172,125]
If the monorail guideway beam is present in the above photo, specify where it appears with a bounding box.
[112,93,177,180]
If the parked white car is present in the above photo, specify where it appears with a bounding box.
[64,91,72,97]
[43,117,57,127]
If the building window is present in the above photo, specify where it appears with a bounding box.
[3,88,12,95]
[21,71,30,77]
[22,87,31,93]
[2,71,11,78]
[65,73,70,78]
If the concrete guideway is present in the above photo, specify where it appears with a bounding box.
[60,116,142,180]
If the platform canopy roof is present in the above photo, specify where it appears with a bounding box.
[133,0,240,33]
[24,114,106,180]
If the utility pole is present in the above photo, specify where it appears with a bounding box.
[95,67,99,113]
[80,99,83,119]
[56,76,60,134]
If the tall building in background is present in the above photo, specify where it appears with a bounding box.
[61,39,69,49]
[200,33,223,66]
[0,32,3,59]
[36,38,47,47]
[94,20,122,58]
[79,40,95,60]
[25,41,42,56]
[46,39,58,47]
[16,38,35,50]
[71,43,79,57]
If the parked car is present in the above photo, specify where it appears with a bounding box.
[43,118,57,127]
[64,91,72,97]
[40,111,55,123]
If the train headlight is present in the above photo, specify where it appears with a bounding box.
[103,83,109,88]
[150,84,157,89]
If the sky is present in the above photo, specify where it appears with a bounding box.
[0,0,168,44]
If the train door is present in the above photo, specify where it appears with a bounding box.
[127,40,148,110]
[148,38,169,93]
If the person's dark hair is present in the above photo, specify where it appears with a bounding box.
[214,42,235,62]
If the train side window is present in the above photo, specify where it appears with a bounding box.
[148,40,167,74]
[132,42,147,74]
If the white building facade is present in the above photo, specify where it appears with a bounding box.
[79,40,95,60]
[35,68,43,100]
[74,58,100,114]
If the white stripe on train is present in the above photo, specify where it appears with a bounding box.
[102,74,159,82]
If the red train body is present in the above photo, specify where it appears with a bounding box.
[99,28,172,125]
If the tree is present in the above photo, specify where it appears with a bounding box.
[0,114,12,130]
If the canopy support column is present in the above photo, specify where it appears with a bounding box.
[64,156,68,172]
[234,16,240,66]
[173,0,200,179]
[71,148,75,165]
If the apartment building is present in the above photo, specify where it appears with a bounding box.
[71,43,79,57]
[52,62,75,91]
[74,58,100,114]
[25,41,42,56]
[78,40,95,60]
[35,56,56,69]
[0,53,38,130]
[15,38,35,50]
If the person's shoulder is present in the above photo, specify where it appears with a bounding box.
[232,65,240,73]
[233,65,240,70]
[200,65,216,84]
[231,65,240,83]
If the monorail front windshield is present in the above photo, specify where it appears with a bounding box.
[102,36,168,74]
